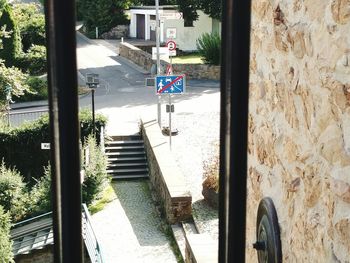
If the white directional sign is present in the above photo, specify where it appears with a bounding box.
[159,12,183,20]
[41,143,51,150]
[152,47,169,60]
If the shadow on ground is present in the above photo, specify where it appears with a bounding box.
[111,180,170,247]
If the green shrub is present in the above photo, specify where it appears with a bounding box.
[14,76,47,102]
[16,45,47,75]
[0,4,22,67]
[0,205,13,263]
[82,135,108,205]
[196,32,221,65]
[0,161,28,221]
[28,165,51,216]
[0,110,107,183]
[12,3,46,51]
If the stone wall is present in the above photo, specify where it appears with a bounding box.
[141,119,192,224]
[119,42,220,80]
[247,1,350,262]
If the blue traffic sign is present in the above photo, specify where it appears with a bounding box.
[156,75,186,94]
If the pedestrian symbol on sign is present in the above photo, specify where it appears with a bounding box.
[157,79,164,92]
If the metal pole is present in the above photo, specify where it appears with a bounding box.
[44,0,83,261]
[169,94,172,149]
[219,0,252,262]
[96,27,98,39]
[156,0,161,127]
[92,88,96,136]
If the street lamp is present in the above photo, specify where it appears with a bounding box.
[85,73,99,136]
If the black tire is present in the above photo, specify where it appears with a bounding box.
[256,197,282,263]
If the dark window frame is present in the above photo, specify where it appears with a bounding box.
[44,0,252,262]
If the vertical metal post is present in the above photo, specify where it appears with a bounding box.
[44,0,83,261]
[95,27,98,39]
[92,88,96,136]
[169,94,172,149]
[156,0,161,127]
[219,0,252,263]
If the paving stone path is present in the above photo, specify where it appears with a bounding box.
[92,181,178,263]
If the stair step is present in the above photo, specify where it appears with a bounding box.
[107,168,148,174]
[110,135,141,141]
[105,145,144,152]
[110,174,149,180]
[105,151,145,156]
[107,162,147,168]
[105,140,144,146]
[107,156,146,162]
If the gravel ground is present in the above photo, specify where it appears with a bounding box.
[165,89,220,241]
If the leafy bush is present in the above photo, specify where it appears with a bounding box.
[28,165,51,216]
[196,33,221,65]
[82,135,108,205]
[12,3,46,51]
[14,76,47,102]
[0,161,28,221]
[202,146,219,193]
[16,45,47,75]
[0,110,107,183]
[0,4,22,67]
[0,205,13,263]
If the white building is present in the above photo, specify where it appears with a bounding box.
[128,6,221,52]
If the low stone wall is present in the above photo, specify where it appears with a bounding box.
[141,119,192,224]
[119,42,220,80]
[185,234,218,263]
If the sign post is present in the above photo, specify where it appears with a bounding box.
[86,73,99,136]
[156,75,185,149]
[155,0,161,127]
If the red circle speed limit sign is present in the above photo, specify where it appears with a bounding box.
[166,40,176,51]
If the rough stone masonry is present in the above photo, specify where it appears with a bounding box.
[247,1,350,262]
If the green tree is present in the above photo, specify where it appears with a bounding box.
[0,4,22,67]
[0,205,13,263]
[12,3,46,51]
[0,60,29,108]
[79,0,129,38]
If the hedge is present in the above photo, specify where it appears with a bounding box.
[0,110,107,184]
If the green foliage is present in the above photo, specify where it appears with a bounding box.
[82,135,108,205]
[12,3,46,51]
[0,161,28,221]
[0,60,29,107]
[78,0,129,38]
[0,4,22,67]
[197,0,221,20]
[0,205,13,263]
[177,0,198,26]
[14,76,47,102]
[16,45,47,75]
[0,110,107,182]
[28,165,51,216]
[196,32,221,65]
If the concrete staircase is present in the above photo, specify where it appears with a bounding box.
[105,135,149,179]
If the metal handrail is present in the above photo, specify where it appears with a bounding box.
[82,204,104,263]
[10,204,104,262]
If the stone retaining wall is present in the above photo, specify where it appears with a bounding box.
[141,119,192,224]
[119,42,220,80]
[247,1,350,262]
